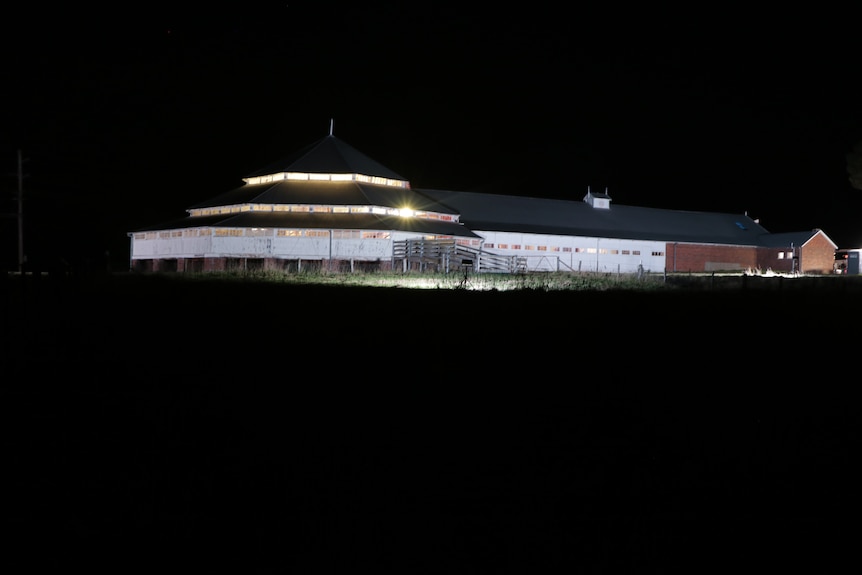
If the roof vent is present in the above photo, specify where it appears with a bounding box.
[583,186,612,210]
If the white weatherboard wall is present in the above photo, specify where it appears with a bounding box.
[129,231,209,258]
[478,231,665,273]
[131,227,667,273]
[130,227,472,262]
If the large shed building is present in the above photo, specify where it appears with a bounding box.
[128,132,837,275]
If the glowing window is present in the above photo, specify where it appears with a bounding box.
[361,231,391,239]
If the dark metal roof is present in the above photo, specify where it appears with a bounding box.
[134,134,830,250]
[417,189,774,246]
[189,179,458,214]
[245,135,406,180]
[132,211,480,238]
[757,230,836,249]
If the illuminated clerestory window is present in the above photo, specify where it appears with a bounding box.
[188,203,459,223]
[242,171,411,188]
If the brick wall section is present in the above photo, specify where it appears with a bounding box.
[665,244,758,273]
[756,248,793,273]
[666,232,837,274]
[800,233,836,274]
[204,258,226,272]
[137,257,397,273]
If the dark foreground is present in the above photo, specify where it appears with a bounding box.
[2,273,859,573]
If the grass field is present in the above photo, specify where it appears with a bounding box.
[2,270,858,572]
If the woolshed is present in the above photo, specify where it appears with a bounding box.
[128,131,838,275]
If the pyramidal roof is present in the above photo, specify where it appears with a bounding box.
[245,134,407,182]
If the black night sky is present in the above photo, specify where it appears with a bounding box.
[3,3,862,269]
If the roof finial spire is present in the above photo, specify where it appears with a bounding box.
[329,118,334,136]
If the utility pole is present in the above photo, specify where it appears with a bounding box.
[17,149,26,273]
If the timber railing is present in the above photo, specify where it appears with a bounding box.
[393,239,525,273]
